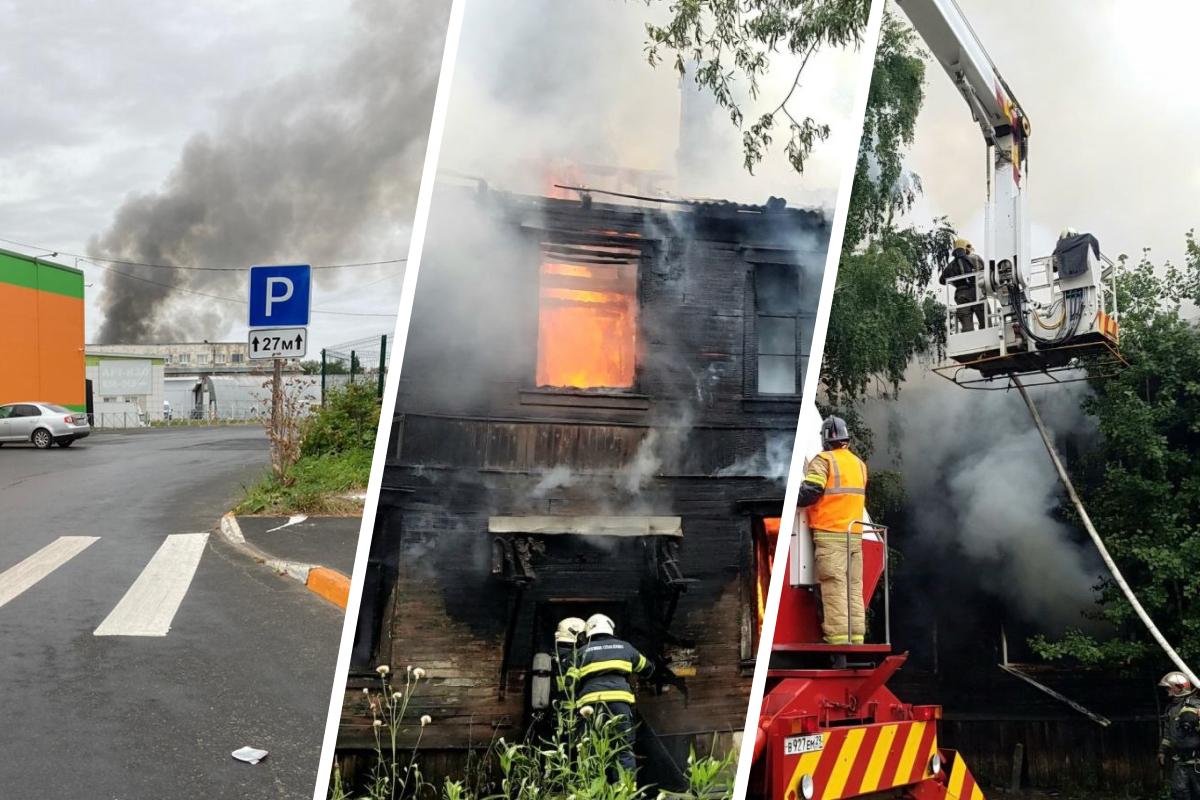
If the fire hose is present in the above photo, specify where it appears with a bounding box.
[1014,375,1200,686]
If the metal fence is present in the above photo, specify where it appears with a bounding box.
[91,402,269,429]
[319,334,390,404]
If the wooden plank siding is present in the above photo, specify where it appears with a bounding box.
[341,187,828,764]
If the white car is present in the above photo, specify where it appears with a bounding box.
[0,402,91,448]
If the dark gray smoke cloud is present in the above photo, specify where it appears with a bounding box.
[89,0,449,343]
[867,367,1103,632]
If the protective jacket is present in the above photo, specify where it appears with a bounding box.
[939,250,985,303]
[569,634,654,705]
[554,641,579,694]
[802,447,867,533]
[1162,694,1200,762]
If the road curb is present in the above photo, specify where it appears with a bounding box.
[217,513,350,609]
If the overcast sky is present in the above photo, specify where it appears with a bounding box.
[902,0,1200,277]
[0,0,443,351]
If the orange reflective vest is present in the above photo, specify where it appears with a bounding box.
[806,448,867,533]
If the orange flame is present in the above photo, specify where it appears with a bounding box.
[756,518,782,632]
[536,260,637,389]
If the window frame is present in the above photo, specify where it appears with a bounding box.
[746,259,814,400]
[530,239,644,396]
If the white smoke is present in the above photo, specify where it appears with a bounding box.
[716,432,796,482]
[438,0,864,207]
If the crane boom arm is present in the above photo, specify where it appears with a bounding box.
[897,0,1027,146]
[896,0,1031,290]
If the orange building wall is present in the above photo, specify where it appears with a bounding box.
[0,252,86,411]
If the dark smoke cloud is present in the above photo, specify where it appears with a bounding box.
[866,367,1103,632]
[90,0,450,343]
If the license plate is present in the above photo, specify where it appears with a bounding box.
[783,734,824,756]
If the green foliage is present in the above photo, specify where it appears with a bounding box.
[817,11,948,437]
[822,241,946,406]
[843,12,925,248]
[235,449,372,515]
[303,383,382,457]
[640,0,871,174]
[1031,237,1200,667]
[330,665,735,800]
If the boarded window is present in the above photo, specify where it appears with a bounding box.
[754,263,811,395]
[536,244,638,390]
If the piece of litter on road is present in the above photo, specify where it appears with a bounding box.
[266,514,308,533]
[232,746,269,764]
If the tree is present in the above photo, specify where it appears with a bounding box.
[816,13,950,465]
[641,0,871,174]
[1032,236,1200,667]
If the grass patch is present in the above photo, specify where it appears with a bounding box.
[235,449,372,516]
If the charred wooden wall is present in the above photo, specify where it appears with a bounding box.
[895,664,1162,792]
[342,186,828,762]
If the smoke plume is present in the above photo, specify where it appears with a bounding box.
[89,0,450,343]
[869,368,1103,632]
[439,0,858,208]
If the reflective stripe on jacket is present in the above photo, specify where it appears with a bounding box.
[806,447,867,533]
[568,635,653,706]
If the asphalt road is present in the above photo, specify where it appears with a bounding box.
[0,427,344,799]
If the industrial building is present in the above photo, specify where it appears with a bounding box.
[87,341,251,373]
[0,249,86,411]
[338,183,827,782]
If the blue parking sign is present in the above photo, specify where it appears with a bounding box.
[249,264,311,327]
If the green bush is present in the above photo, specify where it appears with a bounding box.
[304,383,381,457]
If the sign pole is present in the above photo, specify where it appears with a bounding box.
[271,357,283,441]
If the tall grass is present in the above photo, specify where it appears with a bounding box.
[330,666,737,800]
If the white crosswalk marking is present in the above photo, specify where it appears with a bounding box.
[0,536,100,609]
[94,533,209,637]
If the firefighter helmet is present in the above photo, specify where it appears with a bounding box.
[555,616,586,644]
[821,415,850,449]
[585,613,615,638]
[1160,671,1195,697]
[1058,227,1079,240]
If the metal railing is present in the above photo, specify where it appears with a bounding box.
[845,519,890,647]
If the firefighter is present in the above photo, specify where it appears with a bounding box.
[939,237,986,332]
[553,616,586,701]
[797,415,868,645]
[1159,671,1200,799]
[571,613,654,777]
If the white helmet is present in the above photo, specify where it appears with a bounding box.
[1160,671,1195,697]
[1058,227,1079,240]
[586,613,615,638]
[555,617,586,644]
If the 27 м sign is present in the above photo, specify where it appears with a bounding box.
[248,264,311,360]
[249,327,307,359]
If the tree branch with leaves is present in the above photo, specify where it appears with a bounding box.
[640,0,872,174]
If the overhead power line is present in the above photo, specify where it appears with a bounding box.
[85,259,398,318]
[0,234,405,271]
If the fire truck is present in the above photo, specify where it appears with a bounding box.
[750,0,1124,797]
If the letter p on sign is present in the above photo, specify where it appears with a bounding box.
[249,264,311,328]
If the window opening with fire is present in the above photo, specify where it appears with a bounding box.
[754,263,812,395]
[536,241,639,390]
[753,517,781,645]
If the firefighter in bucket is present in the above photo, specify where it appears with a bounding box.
[797,415,869,645]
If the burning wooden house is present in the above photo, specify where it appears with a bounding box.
[341,181,828,778]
